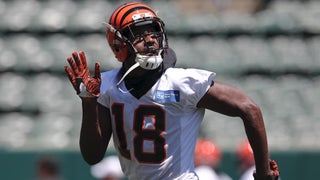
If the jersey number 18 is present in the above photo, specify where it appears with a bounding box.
[112,103,166,164]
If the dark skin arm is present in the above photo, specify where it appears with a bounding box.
[64,51,111,165]
[79,97,112,165]
[197,81,272,180]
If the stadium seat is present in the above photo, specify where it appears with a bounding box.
[0,113,34,149]
[0,36,18,71]
[0,73,26,110]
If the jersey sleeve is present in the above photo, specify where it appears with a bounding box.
[97,69,121,108]
[170,68,216,108]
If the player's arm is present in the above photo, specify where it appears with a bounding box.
[79,97,112,165]
[64,51,112,165]
[197,81,275,179]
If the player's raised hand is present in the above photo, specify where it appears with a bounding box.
[64,51,101,98]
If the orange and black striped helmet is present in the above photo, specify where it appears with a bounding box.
[194,138,222,167]
[236,140,255,170]
[106,2,168,62]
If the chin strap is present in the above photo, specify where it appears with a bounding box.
[116,62,139,93]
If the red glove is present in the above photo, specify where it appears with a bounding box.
[253,159,280,180]
[64,51,101,97]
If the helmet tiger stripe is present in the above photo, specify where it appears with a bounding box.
[106,2,167,62]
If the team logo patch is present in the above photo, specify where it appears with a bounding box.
[132,12,153,21]
[155,90,180,103]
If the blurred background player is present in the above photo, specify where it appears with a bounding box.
[194,138,232,180]
[236,140,255,180]
[236,140,280,180]
[35,155,64,180]
[90,155,125,180]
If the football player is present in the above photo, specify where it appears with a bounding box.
[194,138,232,180]
[64,2,279,180]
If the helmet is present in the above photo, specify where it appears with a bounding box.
[194,138,222,167]
[106,2,168,62]
[236,140,255,170]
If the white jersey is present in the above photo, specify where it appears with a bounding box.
[195,166,233,180]
[98,67,216,180]
[195,165,220,180]
[239,166,255,180]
